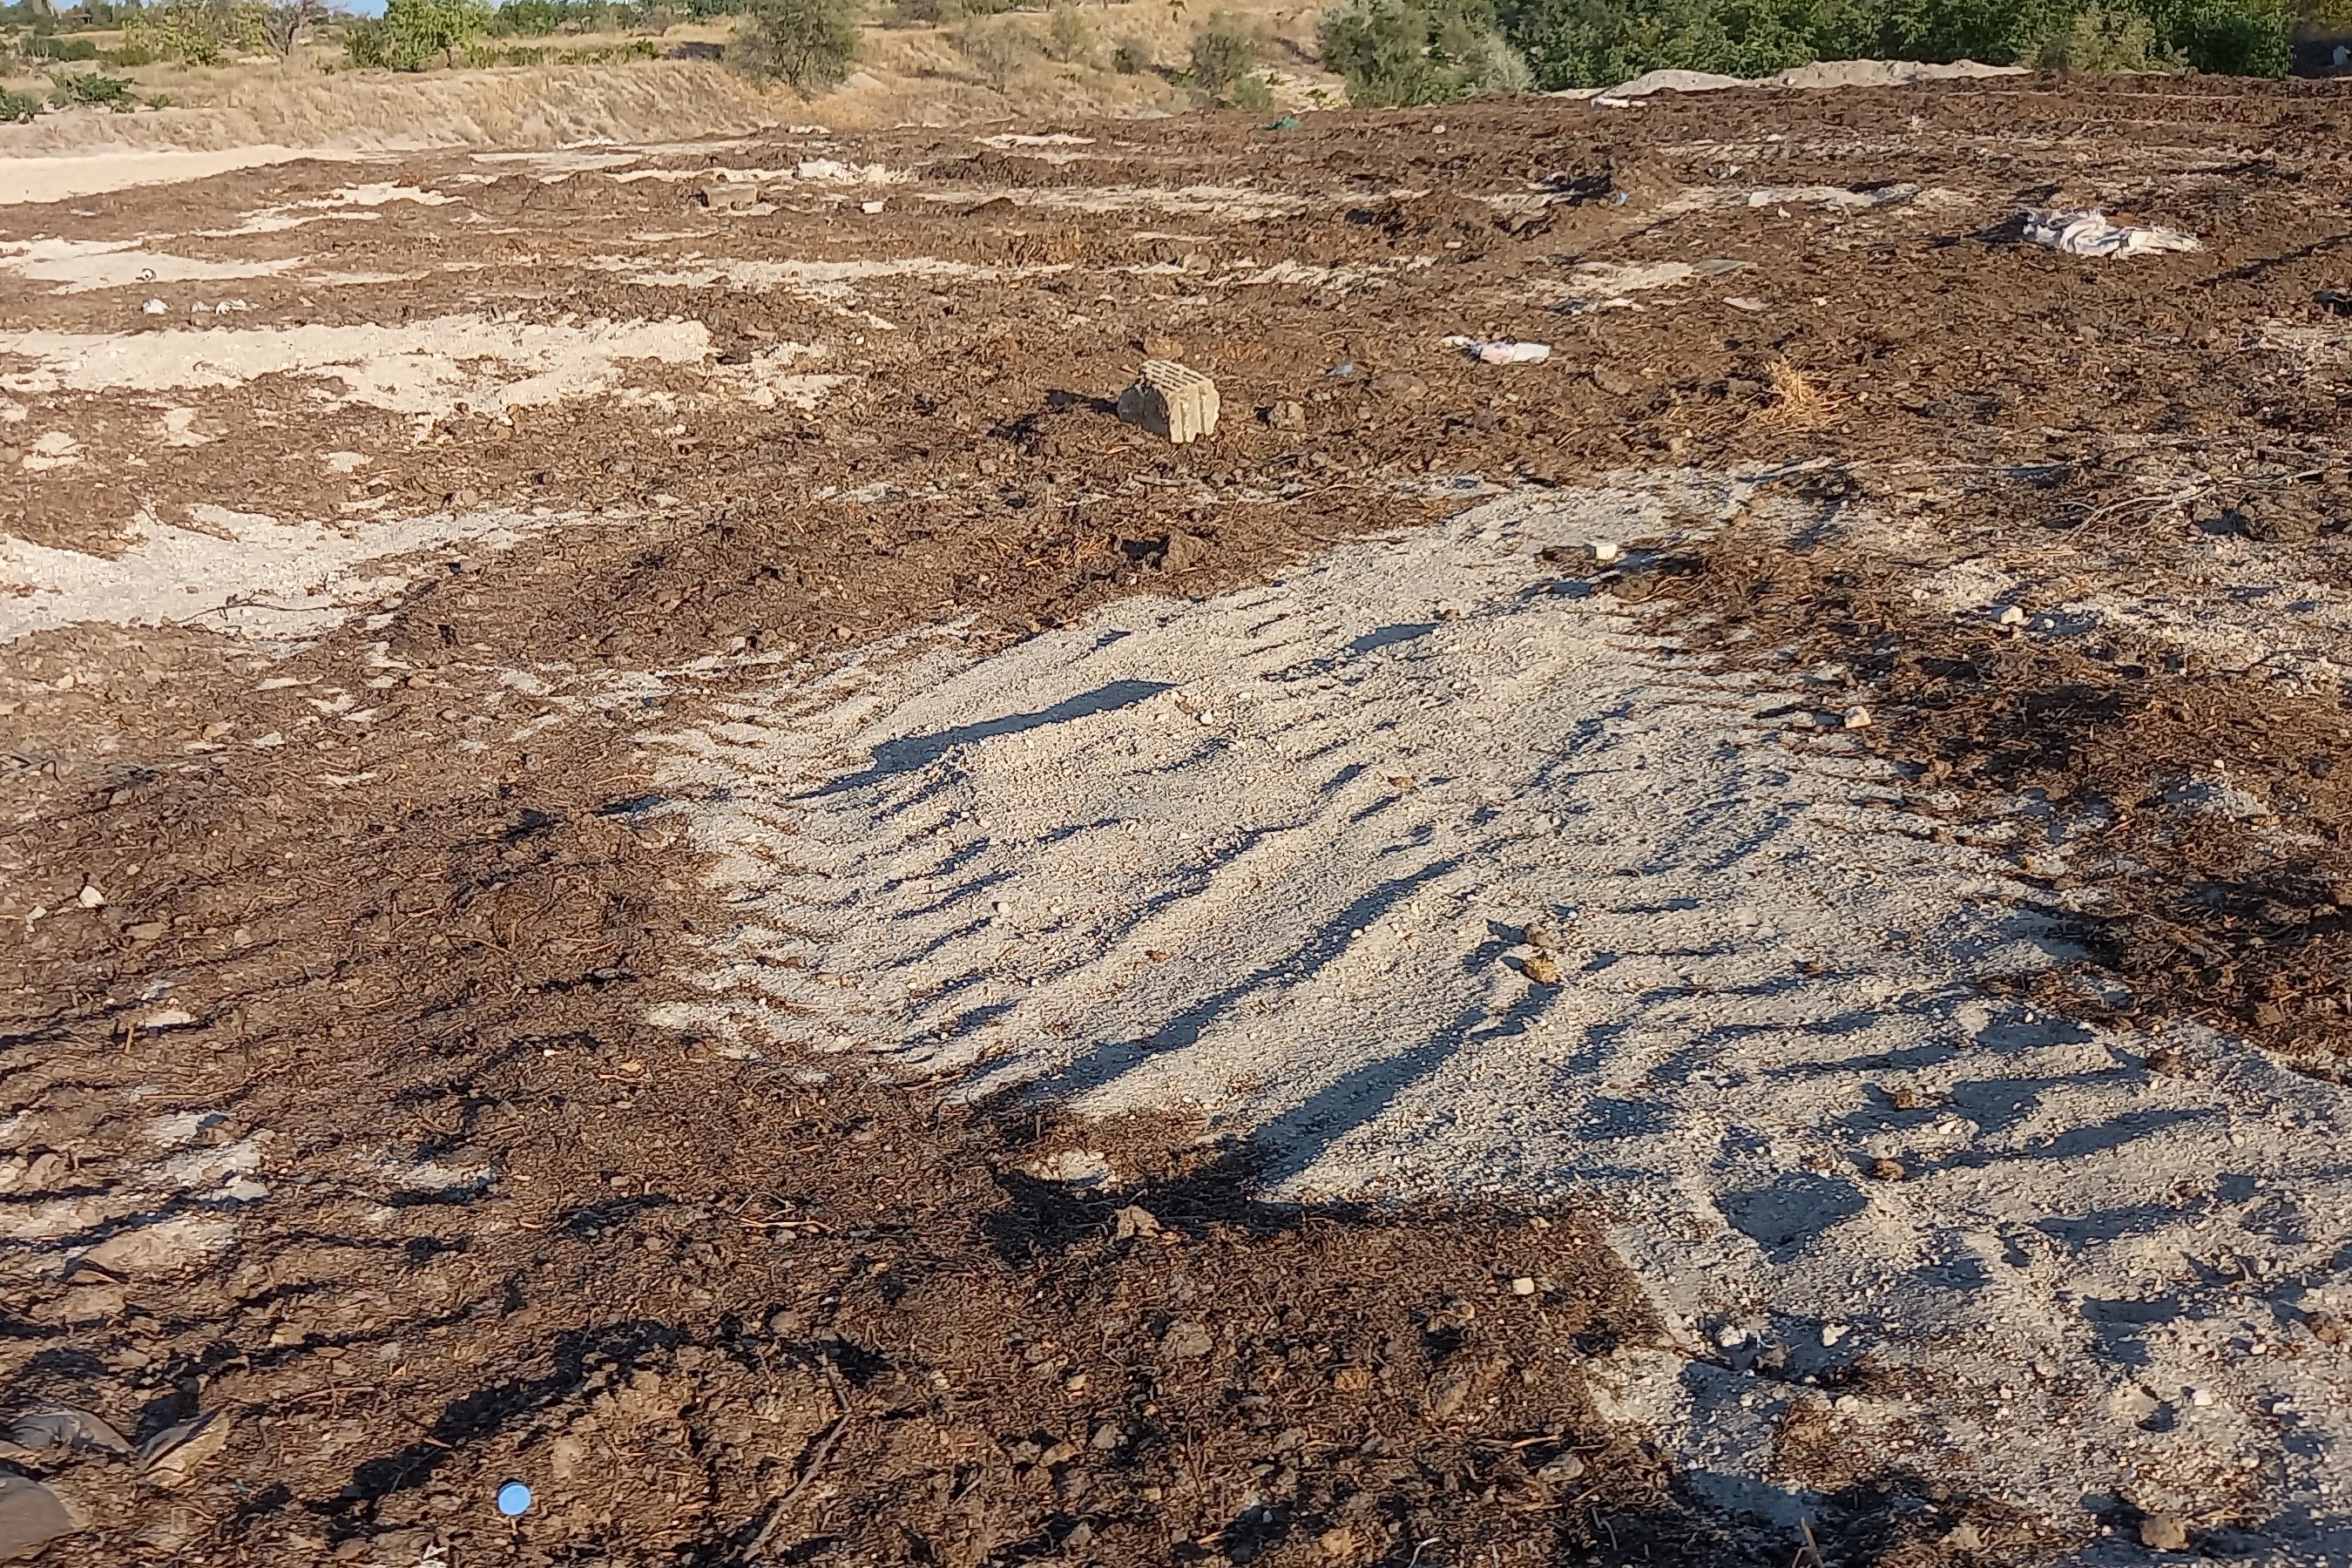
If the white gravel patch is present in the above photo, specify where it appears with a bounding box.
[0,503,586,645]
[652,476,2352,1557]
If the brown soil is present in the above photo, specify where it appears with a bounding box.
[5,71,2352,1568]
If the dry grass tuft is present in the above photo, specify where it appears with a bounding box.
[1761,359,1839,429]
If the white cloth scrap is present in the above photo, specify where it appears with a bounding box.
[2023,209,2200,260]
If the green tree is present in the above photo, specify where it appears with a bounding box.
[733,0,861,90]
[954,13,1031,88]
[1043,1,1089,57]
[1321,0,1530,102]
[1186,11,1258,99]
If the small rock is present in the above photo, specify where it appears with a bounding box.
[0,1474,76,1558]
[2146,1046,2187,1076]
[697,183,760,211]
[860,199,886,214]
[1868,1157,1908,1182]
[1842,706,1872,730]
[1887,1085,1919,1111]
[141,1409,233,1485]
[1266,399,1306,430]
[1521,920,1564,951]
[1820,1322,1848,1348]
[8,1408,131,1456]
[1159,1320,1213,1359]
[1591,366,1642,397]
[1590,540,1622,564]
[1422,1367,1473,1420]
[1112,1204,1160,1240]
[1536,1452,1586,1483]
[1117,360,1220,445]
[1509,1276,1538,1296]
[2139,1514,2191,1552]
[76,883,105,909]
[1997,605,2026,626]
[2309,1310,2349,1347]
[142,298,166,315]
[1521,954,1562,984]
[1161,528,1213,571]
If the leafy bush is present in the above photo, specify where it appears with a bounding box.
[27,34,100,58]
[733,0,859,89]
[1321,0,1531,102]
[487,0,747,31]
[346,0,493,66]
[1110,32,1152,69]
[52,69,136,105]
[954,13,1032,86]
[1490,0,2294,83]
[1230,67,1277,103]
[1043,1,1089,59]
[2036,0,2167,63]
[0,85,40,121]
[122,0,274,65]
[1186,12,1259,98]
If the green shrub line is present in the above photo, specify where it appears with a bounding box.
[1491,0,2334,85]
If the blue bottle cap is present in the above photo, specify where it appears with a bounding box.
[496,1481,533,1517]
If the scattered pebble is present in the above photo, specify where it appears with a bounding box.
[1521,953,1562,984]
[1821,1323,1848,1347]
[2139,1514,2190,1552]
[1536,1452,1586,1482]
[1868,1156,1908,1181]
[1842,706,1872,730]
[1159,1320,1213,1359]
[1510,1276,1538,1296]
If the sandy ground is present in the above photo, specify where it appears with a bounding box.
[6,71,2352,1568]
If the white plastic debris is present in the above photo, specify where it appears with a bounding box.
[2023,209,2199,260]
[1445,336,1551,365]
[1590,541,1623,564]
[861,199,886,214]
[141,298,166,315]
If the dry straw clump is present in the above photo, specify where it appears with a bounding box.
[1761,359,1838,429]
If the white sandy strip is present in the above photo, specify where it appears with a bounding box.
[594,253,1049,301]
[650,476,2352,1555]
[0,238,306,294]
[0,504,588,645]
[0,316,712,418]
[0,146,359,206]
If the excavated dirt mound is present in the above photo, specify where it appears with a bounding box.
[5,76,2352,1568]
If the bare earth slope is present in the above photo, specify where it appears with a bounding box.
[4,75,2352,1568]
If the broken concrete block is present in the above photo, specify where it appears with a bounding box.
[697,183,760,212]
[1118,360,1220,445]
